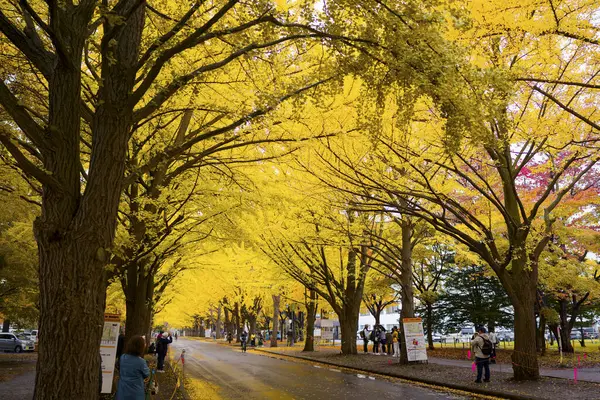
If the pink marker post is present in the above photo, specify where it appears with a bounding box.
[472,362,476,372]
[467,350,471,359]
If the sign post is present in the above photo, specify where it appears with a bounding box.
[100,313,121,394]
[402,317,428,362]
[320,319,334,344]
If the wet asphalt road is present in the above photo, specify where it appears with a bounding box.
[171,339,468,400]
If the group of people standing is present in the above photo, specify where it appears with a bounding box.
[361,324,400,356]
[114,330,174,400]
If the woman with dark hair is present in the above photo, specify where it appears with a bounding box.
[116,335,150,400]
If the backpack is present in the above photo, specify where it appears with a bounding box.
[360,330,366,339]
[480,336,493,356]
[369,331,374,341]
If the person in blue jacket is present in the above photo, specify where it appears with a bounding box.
[116,335,150,400]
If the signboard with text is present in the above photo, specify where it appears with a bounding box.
[100,313,120,393]
[320,319,334,340]
[402,317,428,362]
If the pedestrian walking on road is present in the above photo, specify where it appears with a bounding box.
[156,331,173,372]
[361,324,370,353]
[174,331,178,341]
[116,335,150,400]
[471,326,492,383]
[241,331,248,352]
[392,326,400,357]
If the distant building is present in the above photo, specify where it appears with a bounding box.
[358,303,401,332]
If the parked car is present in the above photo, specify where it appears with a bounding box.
[29,330,38,343]
[570,331,582,340]
[581,327,598,340]
[497,331,514,342]
[0,332,35,353]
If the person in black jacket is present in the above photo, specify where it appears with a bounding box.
[156,331,173,372]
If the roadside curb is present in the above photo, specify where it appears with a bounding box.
[252,348,535,400]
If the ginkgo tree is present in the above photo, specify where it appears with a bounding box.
[0,0,347,396]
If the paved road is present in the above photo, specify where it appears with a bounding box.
[171,339,467,400]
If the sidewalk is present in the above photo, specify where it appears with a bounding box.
[427,356,600,383]
[256,347,600,400]
[0,370,35,400]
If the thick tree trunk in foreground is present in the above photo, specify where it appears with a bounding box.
[29,3,145,398]
[303,290,317,352]
[271,295,280,348]
[502,263,540,381]
[339,305,359,355]
[512,300,540,380]
[35,240,108,400]
[2,320,9,332]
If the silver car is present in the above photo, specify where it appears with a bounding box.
[0,332,35,353]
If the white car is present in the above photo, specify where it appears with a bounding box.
[0,332,35,352]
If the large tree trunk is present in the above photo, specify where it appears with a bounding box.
[32,4,145,399]
[271,295,280,347]
[123,266,154,342]
[2,319,9,332]
[399,219,415,365]
[557,299,575,353]
[303,290,317,352]
[512,298,540,380]
[339,304,359,355]
[502,266,540,380]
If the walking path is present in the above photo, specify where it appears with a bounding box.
[427,356,600,383]
[0,370,35,400]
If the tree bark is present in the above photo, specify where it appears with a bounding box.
[399,219,415,365]
[500,261,540,380]
[215,304,222,339]
[425,303,434,350]
[536,311,546,355]
[339,303,359,355]
[303,290,317,352]
[234,302,241,342]
[123,267,154,342]
[2,319,9,332]
[271,295,280,347]
[30,3,145,399]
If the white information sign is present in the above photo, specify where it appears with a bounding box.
[100,313,121,393]
[320,319,334,340]
[402,317,428,362]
